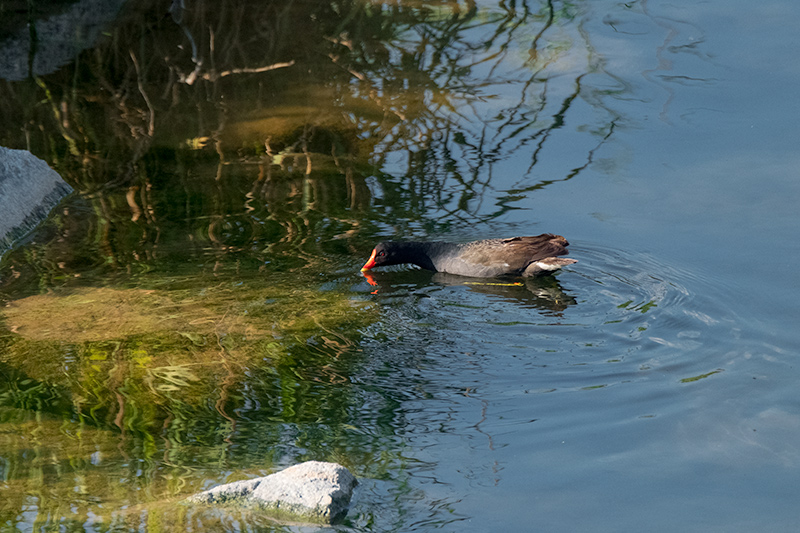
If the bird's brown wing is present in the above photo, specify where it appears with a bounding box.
[457,234,570,274]
[501,234,570,261]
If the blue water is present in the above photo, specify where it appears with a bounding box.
[347,0,800,530]
[350,244,794,530]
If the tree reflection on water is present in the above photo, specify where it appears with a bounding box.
[1,0,620,247]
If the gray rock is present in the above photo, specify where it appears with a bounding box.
[188,461,358,524]
[0,146,72,257]
[0,0,127,81]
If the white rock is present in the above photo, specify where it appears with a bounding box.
[188,461,357,524]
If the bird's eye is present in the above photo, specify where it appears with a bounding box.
[378,251,386,257]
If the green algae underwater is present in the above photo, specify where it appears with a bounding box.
[0,252,378,526]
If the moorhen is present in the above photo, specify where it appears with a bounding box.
[361,234,577,278]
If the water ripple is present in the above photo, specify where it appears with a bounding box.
[356,240,745,395]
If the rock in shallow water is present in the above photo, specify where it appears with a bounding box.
[188,461,357,524]
[0,146,72,257]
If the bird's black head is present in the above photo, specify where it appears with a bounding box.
[361,242,402,270]
[362,241,438,271]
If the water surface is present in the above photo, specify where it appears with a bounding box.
[1,0,799,531]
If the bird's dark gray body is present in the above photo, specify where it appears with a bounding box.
[362,235,576,278]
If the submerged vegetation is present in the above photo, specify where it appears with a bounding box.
[2,280,374,428]
[0,274,376,526]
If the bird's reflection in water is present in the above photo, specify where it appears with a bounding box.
[361,270,576,313]
[433,272,576,313]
